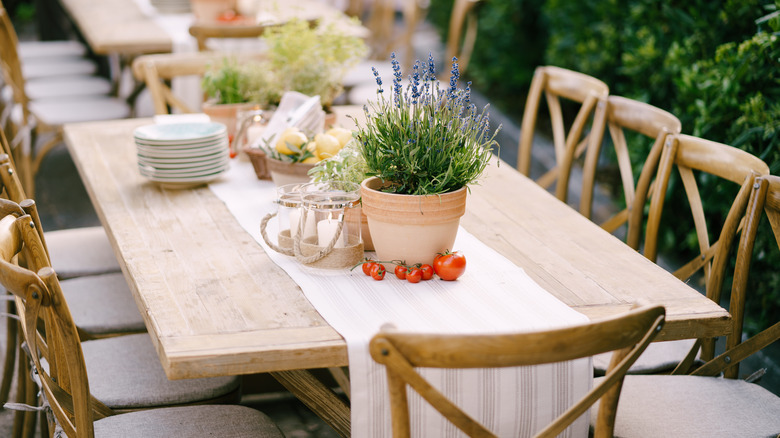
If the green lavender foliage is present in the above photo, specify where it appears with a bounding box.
[355,55,500,195]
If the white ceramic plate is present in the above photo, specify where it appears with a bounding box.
[140,166,229,182]
[137,154,229,169]
[133,122,227,143]
[133,135,228,149]
[138,160,230,177]
[136,142,229,159]
[137,153,229,167]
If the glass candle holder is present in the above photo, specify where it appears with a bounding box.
[296,181,363,268]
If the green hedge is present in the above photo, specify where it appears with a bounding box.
[428,0,779,333]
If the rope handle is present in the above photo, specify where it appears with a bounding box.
[260,212,295,256]
[293,207,344,264]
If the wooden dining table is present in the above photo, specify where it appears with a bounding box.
[57,0,363,56]
[62,108,731,435]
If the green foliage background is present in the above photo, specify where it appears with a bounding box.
[427,0,779,333]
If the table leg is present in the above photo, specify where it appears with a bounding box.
[270,370,350,437]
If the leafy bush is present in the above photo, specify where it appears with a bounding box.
[544,0,779,333]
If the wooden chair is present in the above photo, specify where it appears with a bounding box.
[0,208,285,438]
[0,6,130,196]
[599,175,780,437]
[579,95,682,244]
[598,133,771,378]
[370,305,666,437]
[643,134,769,365]
[0,137,143,436]
[516,66,609,205]
[131,51,265,115]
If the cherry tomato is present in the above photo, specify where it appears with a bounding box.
[420,264,434,280]
[433,250,466,281]
[362,261,376,276]
[394,265,408,280]
[406,268,422,283]
[370,263,386,281]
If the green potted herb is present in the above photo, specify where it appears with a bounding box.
[201,18,368,110]
[356,53,500,265]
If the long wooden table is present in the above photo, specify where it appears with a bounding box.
[63,113,731,433]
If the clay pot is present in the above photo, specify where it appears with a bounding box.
[360,177,466,266]
[265,156,315,187]
[201,101,256,145]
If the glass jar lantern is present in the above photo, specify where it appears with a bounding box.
[295,181,363,269]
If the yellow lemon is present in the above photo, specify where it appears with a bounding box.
[314,133,342,159]
[276,129,308,155]
[325,127,353,148]
[301,156,319,164]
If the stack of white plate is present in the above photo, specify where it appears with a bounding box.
[134,122,230,189]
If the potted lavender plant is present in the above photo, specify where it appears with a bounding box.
[356,53,500,265]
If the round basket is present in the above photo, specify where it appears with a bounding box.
[242,147,272,180]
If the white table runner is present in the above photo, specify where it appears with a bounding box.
[209,160,592,437]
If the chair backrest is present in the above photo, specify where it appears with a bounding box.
[643,134,769,359]
[517,66,609,203]
[688,174,780,379]
[441,0,482,78]
[370,305,666,438]
[188,21,282,52]
[0,5,31,126]
[580,95,681,246]
[131,51,265,115]
[0,206,114,437]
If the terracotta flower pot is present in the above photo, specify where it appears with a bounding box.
[201,101,256,146]
[360,177,466,266]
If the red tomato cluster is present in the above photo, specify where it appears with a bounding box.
[357,250,466,283]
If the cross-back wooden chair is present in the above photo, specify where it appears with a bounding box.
[0,129,137,437]
[0,208,285,438]
[579,95,682,244]
[0,6,130,196]
[716,174,780,379]
[516,66,609,204]
[370,305,666,438]
[131,51,265,115]
[600,175,780,438]
[643,134,769,364]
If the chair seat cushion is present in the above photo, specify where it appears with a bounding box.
[29,96,131,126]
[82,333,241,409]
[22,58,97,79]
[592,338,698,375]
[93,404,284,437]
[60,272,146,336]
[46,226,121,279]
[25,76,113,100]
[592,375,780,437]
[18,40,88,60]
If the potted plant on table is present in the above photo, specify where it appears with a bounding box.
[201,18,368,132]
[355,53,500,265]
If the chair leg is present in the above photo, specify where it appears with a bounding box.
[11,349,26,438]
[0,298,18,406]
[21,357,37,438]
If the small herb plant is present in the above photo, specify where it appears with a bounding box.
[201,57,250,104]
[355,54,500,195]
[308,140,370,184]
[202,18,368,108]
